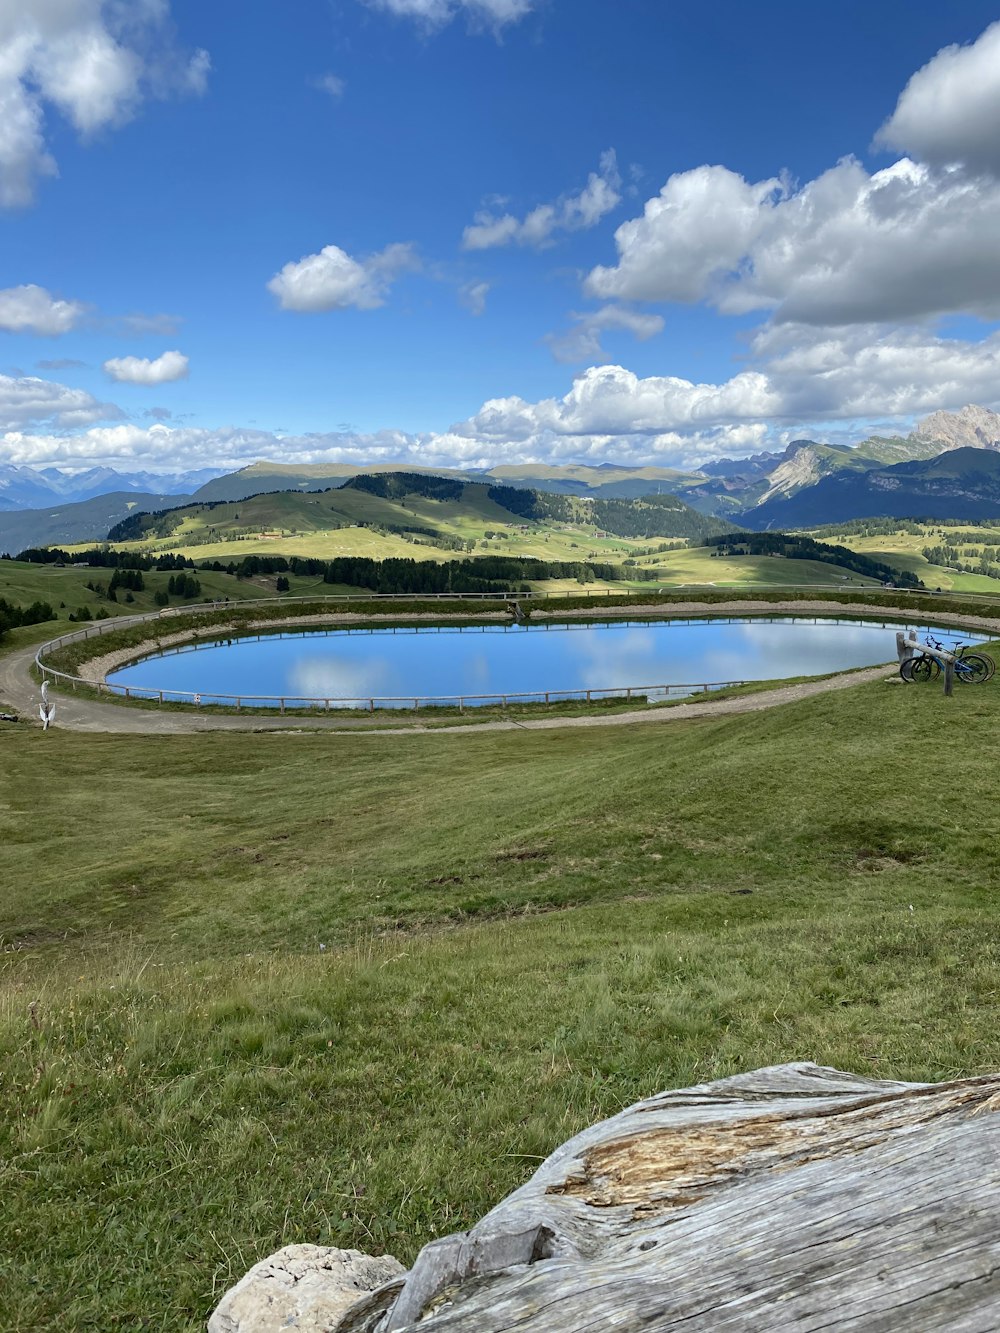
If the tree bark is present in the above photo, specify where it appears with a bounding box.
[212,1062,1000,1332]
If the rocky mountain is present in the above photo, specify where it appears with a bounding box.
[686,407,1000,526]
[913,404,1000,451]
[747,447,1000,528]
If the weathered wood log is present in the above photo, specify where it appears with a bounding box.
[209,1062,1000,1331]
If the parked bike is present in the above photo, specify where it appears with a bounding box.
[900,634,995,685]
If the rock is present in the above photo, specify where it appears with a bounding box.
[207,1244,405,1332]
[914,404,1000,450]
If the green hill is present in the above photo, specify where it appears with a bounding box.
[105,473,730,557]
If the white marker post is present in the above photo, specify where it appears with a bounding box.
[39,679,55,731]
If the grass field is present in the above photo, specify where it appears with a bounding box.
[3,648,1000,1329]
[807,523,1000,593]
[94,525,648,566]
[630,546,883,587]
[0,559,341,622]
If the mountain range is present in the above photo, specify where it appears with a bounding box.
[0,465,216,511]
[4,405,1000,552]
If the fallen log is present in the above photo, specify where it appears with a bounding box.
[209,1061,1000,1331]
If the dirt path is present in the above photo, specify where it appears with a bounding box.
[4,599,997,737]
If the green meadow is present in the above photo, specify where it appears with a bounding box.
[808,521,1000,593]
[3,646,1000,1329]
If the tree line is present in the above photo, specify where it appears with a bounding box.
[0,598,56,642]
[10,548,195,570]
[201,553,622,592]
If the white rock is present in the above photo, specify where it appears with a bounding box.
[208,1244,405,1332]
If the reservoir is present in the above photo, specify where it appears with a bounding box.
[104,615,985,708]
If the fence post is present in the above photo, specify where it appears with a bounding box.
[944,661,955,697]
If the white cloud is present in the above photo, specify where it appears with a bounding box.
[586,165,783,303]
[0,416,779,473]
[315,73,345,99]
[876,21,1000,176]
[0,372,121,430]
[587,155,1000,326]
[267,242,418,312]
[366,0,535,30]
[454,365,782,442]
[459,280,490,316]
[0,0,209,208]
[103,349,189,384]
[8,323,1000,473]
[453,327,1000,461]
[546,304,664,364]
[751,323,1000,419]
[463,151,621,250]
[0,284,87,334]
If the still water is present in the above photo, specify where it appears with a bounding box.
[106,616,983,707]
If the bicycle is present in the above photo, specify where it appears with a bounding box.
[900,634,995,685]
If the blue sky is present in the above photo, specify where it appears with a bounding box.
[3,0,1000,474]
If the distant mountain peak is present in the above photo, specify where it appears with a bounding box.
[913,404,1000,450]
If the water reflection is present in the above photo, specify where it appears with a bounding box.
[107,617,984,707]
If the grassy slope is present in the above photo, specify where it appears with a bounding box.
[0,559,339,620]
[632,546,883,587]
[807,524,1000,593]
[3,668,1000,1327]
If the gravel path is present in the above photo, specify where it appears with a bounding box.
[4,599,997,737]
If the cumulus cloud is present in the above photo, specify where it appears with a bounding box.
[546,305,665,364]
[365,0,535,30]
[463,150,621,250]
[0,0,209,208]
[586,165,784,303]
[103,349,189,384]
[454,365,782,442]
[8,325,1000,473]
[459,280,490,316]
[0,371,121,430]
[0,284,87,335]
[750,322,1000,419]
[446,328,1000,463]
[587,155,1000,326]
[267,242,418,312]
[876,21,1000,176]
[0,416,778,473]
